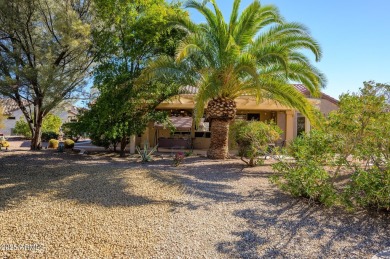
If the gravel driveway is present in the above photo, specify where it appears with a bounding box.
[0,150,389,258]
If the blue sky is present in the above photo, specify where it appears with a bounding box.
[185,0,390,99]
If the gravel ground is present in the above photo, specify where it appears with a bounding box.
[0,150,389,258]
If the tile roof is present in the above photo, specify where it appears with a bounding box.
[0,98,30,115]
[0,98,80,116]
[294,84,339,105]
[179,84,339,105]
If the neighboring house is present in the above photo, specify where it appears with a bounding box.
[0,99,79,136]
[138,84,339,149]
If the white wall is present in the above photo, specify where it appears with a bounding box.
[1,108,75,136]
[2,110,24,136]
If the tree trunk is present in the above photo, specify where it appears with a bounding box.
[207,119,231,159]
[30,111,44,150]
[120,134,127,157]
[206,97,237,160]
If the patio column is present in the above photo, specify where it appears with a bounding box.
[129,135,136,154]
[305,117,311,133]
[285,110,294,144]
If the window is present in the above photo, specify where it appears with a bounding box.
[7,116,15,120]
[195,132,211,138]
[247,113,260,121]
[235,114,247,120]
[297,117,306,136]
[195,118,210,138]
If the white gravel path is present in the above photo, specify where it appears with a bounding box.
[0,150,389,258]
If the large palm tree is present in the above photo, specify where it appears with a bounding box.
[142,0,326,159]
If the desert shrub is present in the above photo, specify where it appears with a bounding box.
[42,131,59,142]
[173,152,185,166]
[271,130,338,206]
[271,82,390,211]
[64,139,75,149]
[231,120,282,166]
[271,160,337,206]
[288,130,335,164]
[343,167,390,211]
[0,140,10,150]
[327,82,390,168]
[48,139,59,149]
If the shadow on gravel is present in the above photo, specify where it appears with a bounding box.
[144,157,272,210]
[216,191,390,258]
[217,230,268,258]
[0,151,168,209]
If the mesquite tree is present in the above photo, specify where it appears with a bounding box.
[0,0,94,149]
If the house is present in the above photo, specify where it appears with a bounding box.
[0,99,79,136]
[137,84,339,150]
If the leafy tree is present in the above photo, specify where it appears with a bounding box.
[0,0,94,150]
[141,0,326,159]
[42,113,62,133]
[88,0,187,156]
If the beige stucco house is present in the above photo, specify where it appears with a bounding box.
[138,84,339,150]
[0,99,79,136]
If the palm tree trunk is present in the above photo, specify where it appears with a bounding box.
[207,119,231,159]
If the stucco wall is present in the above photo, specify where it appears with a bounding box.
[2,110,24,136]
[319,99,339,116]
[1,108,77,137]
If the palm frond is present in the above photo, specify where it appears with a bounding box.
[232,0,261,47]
[228,0,242,34]
[254,80,322,127]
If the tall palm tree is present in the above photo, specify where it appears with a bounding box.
[141,0,326,159]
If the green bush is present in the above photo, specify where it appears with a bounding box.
[48,139,59,149]
[64,139,75,149]
[42,131,59,142]
[343,167,390,211]
[271,160,337,206]
[231,120,282,166]
[288,130,335,164]
[270,82,390,211]
[13,117,32,138]
[271,130,338,206]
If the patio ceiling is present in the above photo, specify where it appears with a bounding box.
[154,116,193,131]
